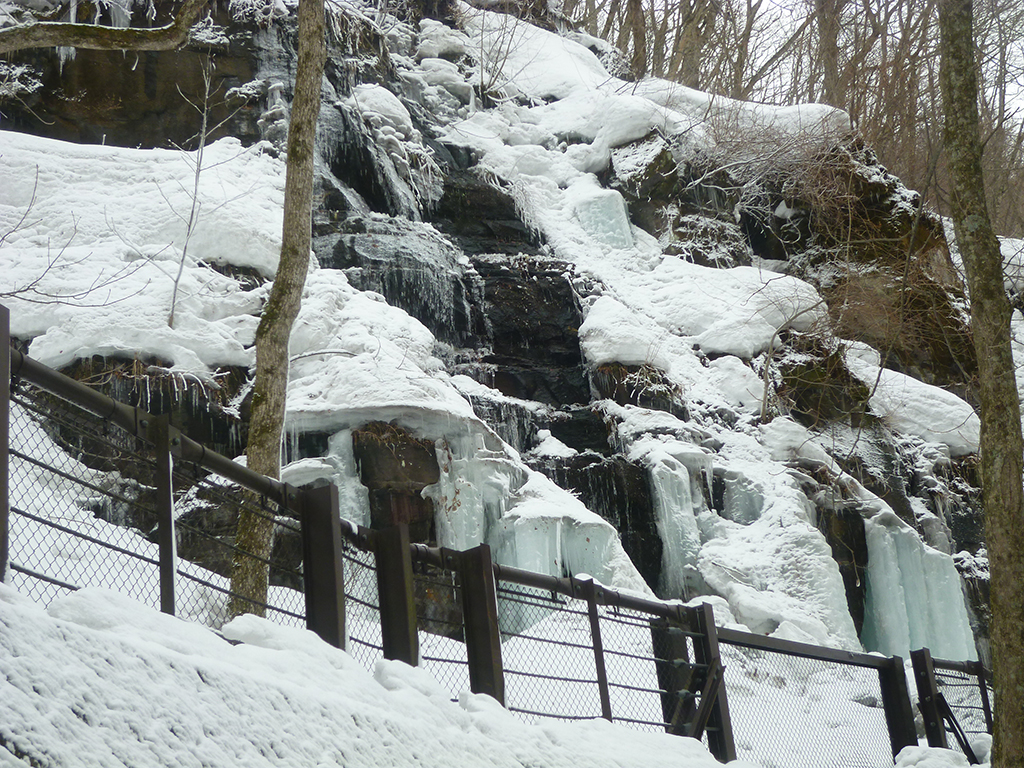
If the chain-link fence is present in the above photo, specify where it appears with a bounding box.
[172,458,305,627]
[2,336,960,768]
[342,541,384,670]
[598,605,672,731]
[498,583,604,722]
[416,561,469,697]
[6,360,307,631]
[8,382,164,608]
[719,640,896,768]
[934,663,993,744]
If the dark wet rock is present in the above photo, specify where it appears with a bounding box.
[318,216,485,347]
[353,421,439,542]
[469,254,590,406]
[544,406,615,455]
[816,506,869,636]
[590,362,688,420]
[532,452,662,592]
[3,8,260,149]
[774,334,870,429]
[60,355,249,459]
[430,170,544,255]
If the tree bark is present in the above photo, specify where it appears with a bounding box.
[938,0,1024,764]
[0,0,206,53]
[229,0,326,618]
[814,0,845,106]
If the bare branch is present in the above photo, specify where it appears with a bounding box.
[0,0,207,54]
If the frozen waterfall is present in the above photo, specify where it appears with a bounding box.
[861,515,976,661]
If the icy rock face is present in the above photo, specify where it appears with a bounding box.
[318,216,481,348]
[533,452,663,590]
[647,450,705,598]
[861,515,977,661]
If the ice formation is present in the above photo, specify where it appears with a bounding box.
[861,514,977,661]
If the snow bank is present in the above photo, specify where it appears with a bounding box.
[0,131,281,374]
[846,343,979,457]
[0,584,742,768]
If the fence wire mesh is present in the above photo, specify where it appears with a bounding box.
[172,459,305,628]
[599,606,673,731]
[720,642,894,768]
[935,665,993,749]
[342,541,384,671]
[415,563,469,697]
[8,384,163,608]
[497,583,604,723]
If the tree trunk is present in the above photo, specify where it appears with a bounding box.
[229,0,326,618]
[625,0,646,77]
[939,0,1024,764]
[814,0,844,106]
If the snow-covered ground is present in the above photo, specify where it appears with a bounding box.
[0,583,986,768]
[0,583,736,768]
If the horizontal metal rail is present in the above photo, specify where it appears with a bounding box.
[13,506,160,566]
[10,348,289,507]
[932,657,992,678]
[717,626,896,669]
[9,562,81,592]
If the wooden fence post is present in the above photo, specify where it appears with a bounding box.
[301,483,346,649]
[693,602,737,762]
[911,648,949,749]
[459,543,504,704]
[374,524,419,666]
[580,577,613,721]
[880,655,919,756]
[146,415,177,616]
[0,305,8,583]
[651,608,693,729]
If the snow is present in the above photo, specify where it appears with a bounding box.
[0,131,649,598]
[345,83,417,140]
[0,584,745,768]
[846,342,980,457]
[0,131,279,375]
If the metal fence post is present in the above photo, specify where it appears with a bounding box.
[580,577,613,721]
[147,415,177,615]
[301,483,346,649]
[459,543,504,704]
[973,662,994,734]
[880,655,918,756]
[693,602,737,762]
[911,648,949,749]
[0,305,8,584]
[374,523,419,666]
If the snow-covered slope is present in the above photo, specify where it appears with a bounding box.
[0,584,732,767]
[0,583,980,768]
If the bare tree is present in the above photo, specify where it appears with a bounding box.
[228,0,326,617]
[939,0,1024,765]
